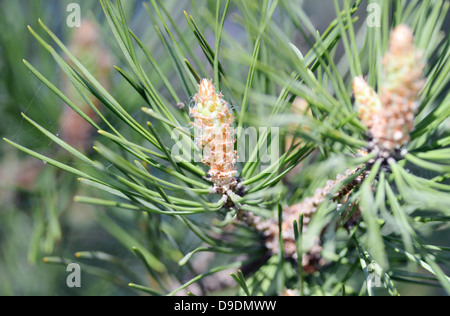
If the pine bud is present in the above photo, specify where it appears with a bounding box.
[354,25,425,153]
[190,79,237,194]
[353,76,382,129]
[376,25,425,152]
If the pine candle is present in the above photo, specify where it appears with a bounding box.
[353,76,382,130]
[378,25,425,152]
[190,79,238,194]
[353,25,425,154]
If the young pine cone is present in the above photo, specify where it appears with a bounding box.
[190,79,237,194]
[353,25,425,153]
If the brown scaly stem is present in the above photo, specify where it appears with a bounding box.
[239,166,368,273]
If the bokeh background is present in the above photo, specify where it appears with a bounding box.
[0,0,184,295]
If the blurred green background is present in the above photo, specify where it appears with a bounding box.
[0,0,182,295]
